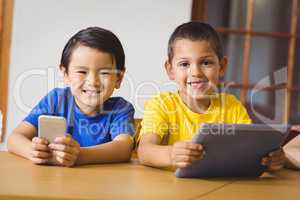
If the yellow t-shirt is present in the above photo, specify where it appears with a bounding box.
[140,92,251,145]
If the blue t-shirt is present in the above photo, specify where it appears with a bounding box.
[24,87,135,147]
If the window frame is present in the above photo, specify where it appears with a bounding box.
[192,0,299,123]
[0,0,14,142]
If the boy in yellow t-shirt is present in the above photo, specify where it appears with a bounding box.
[138,22,285,171]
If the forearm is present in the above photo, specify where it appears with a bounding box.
[284,147,300,169]
[283,134,300,169]
[7,133,32,159]
[138,143,172,168]
[76,139,133,165]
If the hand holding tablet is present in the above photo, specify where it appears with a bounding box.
[175,123,290,178]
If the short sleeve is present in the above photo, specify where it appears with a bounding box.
[140,96,169,140]
[109,100,135,139]
[24,89,57,128]
[230,95,252,124]
[236,104,252,124]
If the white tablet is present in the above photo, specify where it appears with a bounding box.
[175,123,290,178]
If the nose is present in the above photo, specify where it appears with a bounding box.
[190,64,204,77]
[86,71,100,86]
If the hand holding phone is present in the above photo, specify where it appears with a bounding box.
[29,137,52,164]
[38,115,67,165]
[49,134,80,167]
[38,115,66,143]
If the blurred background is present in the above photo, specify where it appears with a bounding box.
[0,0,299,150]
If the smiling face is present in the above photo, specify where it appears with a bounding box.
[62,45,123,116]
[165,39,227,109]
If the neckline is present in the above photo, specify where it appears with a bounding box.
[174,91,219,117]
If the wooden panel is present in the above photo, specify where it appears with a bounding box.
[191,0,207,21]
[0,0,3,142]
[284,0,298,123]
[0,0,13,142]
[215,27,300,38]
[221,82,287,91]
[240,0,254,104]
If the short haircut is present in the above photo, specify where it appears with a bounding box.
[60,27,125,73]
[167,22,223,62]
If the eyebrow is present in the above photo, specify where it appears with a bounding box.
[72,66,114,70]
[99,67,114,70]
[175,55,215,60]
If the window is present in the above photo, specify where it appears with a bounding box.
[192,0,299,124]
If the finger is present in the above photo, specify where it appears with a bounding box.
[173,148,203,157]
[269,161,285,168]
[31,143,51,152]
[49,143,77,154]
[30,150,51,159]
[269,148,284,157]
[262,155,285,168]
[175,142,203,151]
[261,157,270,166]
[30,157,49,164]
[54,135,80,147]
[269,155,285,164]
[32,137,49,145]
[268,164,284,172]
[269,151,285,164]
[53,150,76,162]
[55,155,75,167]
[176,162,192,169]
[270,154,286,164]
[174,155,202,163]
[269,151,281,158]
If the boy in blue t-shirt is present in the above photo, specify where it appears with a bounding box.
[7,27,135,167]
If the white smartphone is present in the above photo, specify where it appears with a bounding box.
[38,115,66,143]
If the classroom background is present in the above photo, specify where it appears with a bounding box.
[0,0,299,150]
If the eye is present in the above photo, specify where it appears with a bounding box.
[202,59,213,66]
[178,62,189,68]
[99,70,112,76]
[77,71,87,74]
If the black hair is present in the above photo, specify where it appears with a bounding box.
[60,27,125,73]
[168,22,223,62]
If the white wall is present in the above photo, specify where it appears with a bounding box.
[0,0,192,150]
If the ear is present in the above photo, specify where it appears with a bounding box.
[164,60,175,80]
[59,65,70,85]
[115,70,125,89]
[219,56,228,77]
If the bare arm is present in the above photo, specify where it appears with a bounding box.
[48,133,134,167]
[75,134,133,165]
[284,129,300,169]
[137,133,173,168]
[7,122,37,158]
[137,133,203,169]
[7,122,51,163]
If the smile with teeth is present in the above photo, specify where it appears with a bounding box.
[83,89,101,96]
[187,80,208,89]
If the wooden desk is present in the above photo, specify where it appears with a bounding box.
[1,152,300,200]
[0,152,232,200]
[197,170,300,200]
